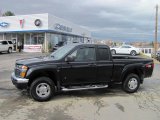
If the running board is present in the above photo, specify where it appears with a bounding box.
[61,85,108,92]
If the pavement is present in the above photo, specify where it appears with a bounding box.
[0,52,160,120]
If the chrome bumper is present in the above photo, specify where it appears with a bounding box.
[11,73,29,84]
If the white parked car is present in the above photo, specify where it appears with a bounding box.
[0,40,13,53]
[110,45,140,56]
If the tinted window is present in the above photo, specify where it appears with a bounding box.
[121,46,131,48]
[98,48,110,61]
[69,47,96,62]
[121,46,126,48]
[8,41,13,44]
[50,44,75,60]
[2,41,8,45]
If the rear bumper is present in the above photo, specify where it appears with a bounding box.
[11,73,29,89]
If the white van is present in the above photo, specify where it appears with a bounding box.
[0,40,14,53]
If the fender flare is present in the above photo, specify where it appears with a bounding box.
[120,63,144,82]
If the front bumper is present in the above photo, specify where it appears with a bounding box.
[11,73,29,89]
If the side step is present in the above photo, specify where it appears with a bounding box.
[61,84,108,92]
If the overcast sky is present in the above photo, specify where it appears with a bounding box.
[0,0,160,42]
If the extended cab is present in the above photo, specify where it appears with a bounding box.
[11,44,154,101]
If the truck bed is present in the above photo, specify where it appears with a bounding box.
[112,55,154,81]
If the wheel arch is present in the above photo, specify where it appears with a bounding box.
[27,69,58,88]
[120,64,144,84]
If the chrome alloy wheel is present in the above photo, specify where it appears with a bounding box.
[128,78,138,90]
[36,83,51,98]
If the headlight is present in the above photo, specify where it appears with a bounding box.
[20,65,28,78]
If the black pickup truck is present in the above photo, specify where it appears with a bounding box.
[11,44,154,101]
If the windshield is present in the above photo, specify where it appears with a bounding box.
[50,44,76,60]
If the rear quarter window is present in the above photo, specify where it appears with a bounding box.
[97,48,110,61]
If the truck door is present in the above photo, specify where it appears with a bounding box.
[96,46,113,82]
[60,46,97,86]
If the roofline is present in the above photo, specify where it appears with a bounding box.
[0,13,48,18]
[0,29,91,38]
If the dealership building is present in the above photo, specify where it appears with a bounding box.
[0,13,91,52]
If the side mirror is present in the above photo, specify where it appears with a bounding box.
[65,56,75,62]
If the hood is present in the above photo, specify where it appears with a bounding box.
[16,56,56,66]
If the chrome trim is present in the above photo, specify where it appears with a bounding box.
[36,83,51,98]
[128,78,138,90]
[11,73,29,83]
[61,85,108,92]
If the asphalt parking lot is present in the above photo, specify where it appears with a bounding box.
[0,52,160,120]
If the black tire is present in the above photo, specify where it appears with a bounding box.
[111,49,116,55]
[130,50,136,56]
[8,47,12,53]
[122,73,140,93]
[30,77,55,102]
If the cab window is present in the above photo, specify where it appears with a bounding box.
[69,47,96,62]
[97,48,110,61]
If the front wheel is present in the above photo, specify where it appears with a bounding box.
[30,77,55,102]
[122,74,140,93]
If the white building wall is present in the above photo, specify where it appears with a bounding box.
[139,48,153,57]
[0,13,91,38]
[48,14,91,37]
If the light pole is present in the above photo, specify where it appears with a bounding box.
[154,4,158,58]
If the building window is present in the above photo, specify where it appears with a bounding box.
[37,33,44,44]
[25,33,31,45]
[145,49,148,54]
[0,33,3,40]
[5,33,12,40]
[25,33,44,45]
[31,34,37,45]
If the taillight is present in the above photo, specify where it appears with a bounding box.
[146,63,154,68]
[152,63,154,69]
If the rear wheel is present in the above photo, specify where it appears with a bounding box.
[111,49,116,55]
[30,77,55,102]
[130,50,136,56]
[122,74,140,93]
